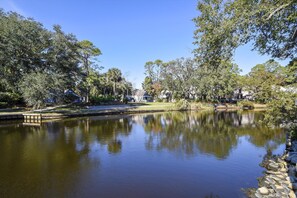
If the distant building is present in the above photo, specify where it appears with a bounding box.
[133,89,153,102]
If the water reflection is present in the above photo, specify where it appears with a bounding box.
[0,111,285,197]
[0,115,133,197]
[137,111,284,159]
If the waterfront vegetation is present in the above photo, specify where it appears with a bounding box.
[0,1,297,197]
[1,1,297,127]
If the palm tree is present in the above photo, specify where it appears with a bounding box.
[107,68,122,96]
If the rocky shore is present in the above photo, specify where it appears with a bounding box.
[251,134,297,198]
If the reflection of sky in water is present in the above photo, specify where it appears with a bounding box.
[0,111,286,198]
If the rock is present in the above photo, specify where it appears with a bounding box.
[266,170,275,174]
[275,185,284,192]
[279,163,285,169]
[268,163,279,171]
[255,192,263,198]
[283,155,288,160]
[282,185,291,194]
[276,174,286,180]
[282,181,293,189]
[287,176,292,182]
[289,190,296,198]
[280,192,289,198]
[253,136,297,198]
[258,187,269,195]
[262,180,271,188]
[266,177,276,184]
[277,158,285,163]
[271,175,282,183]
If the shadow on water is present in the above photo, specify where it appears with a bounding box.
[139,111,284,159]
[0,115,133,197]
[0,111,285,198]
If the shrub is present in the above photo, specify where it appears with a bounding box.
[174,99,190,110]
[262,91,297,126]
[122,97,128,104]
[90,95,116,104]
[0,102,8,108]
[0,92,23,106]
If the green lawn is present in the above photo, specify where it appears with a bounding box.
[0,102,266,116]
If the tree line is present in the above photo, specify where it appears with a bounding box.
[142,58,296,103]
[0,9,132,109]
[142,58,240,101]
[191,0,296,126]
[142,0,297,126]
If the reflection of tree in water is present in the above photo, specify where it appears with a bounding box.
[0,116,133,197]
[0,124,94,197]
[52,115,133,154]
[142,111,285,159]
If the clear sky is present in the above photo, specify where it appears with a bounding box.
[0,0,289,89]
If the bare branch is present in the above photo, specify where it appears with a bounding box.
[292,28,297,41]
[266,2,293,20]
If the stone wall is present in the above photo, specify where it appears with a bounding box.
[252,134,297,198]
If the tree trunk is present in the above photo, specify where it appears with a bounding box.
[86,88,89,103]
[113,82,116,96]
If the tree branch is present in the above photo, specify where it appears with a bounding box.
[292,28,297,41]
[266,2,293,20]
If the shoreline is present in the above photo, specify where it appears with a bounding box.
[249,131,297,198]
[0,103,267,121]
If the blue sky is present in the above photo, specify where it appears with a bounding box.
[0,0,289,88]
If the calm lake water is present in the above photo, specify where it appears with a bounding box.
[0,111,285,198]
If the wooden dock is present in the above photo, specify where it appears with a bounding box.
[23,114,42,122]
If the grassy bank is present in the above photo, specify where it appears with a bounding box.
[0,102,267,121]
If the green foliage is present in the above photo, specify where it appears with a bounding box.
[122,97,129,104]
[0,10,51,92]
[90,95,116,104]
[143,60,165,99]
[237,100,254,110]
[77,40,102,103]
[142,57,240,101]
[142,76,153,94]
[263,91,297,126]
[193,0,297,64]
[194,61,240,101]
[174,99,190,110]
[156,98,163,103]
[0,92,22,106]
[162,58,197,99]
[286,59,297,84]
[193,0,297,126]
[0,9,133,108]
[193,0,238,69]
[232,0,297,59]
[245,60,286,103]
[20,72,65,109]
